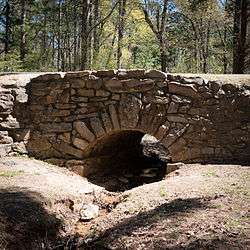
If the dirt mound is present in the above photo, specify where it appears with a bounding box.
[0,157,249,249]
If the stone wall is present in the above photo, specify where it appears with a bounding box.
[0,70,250,172]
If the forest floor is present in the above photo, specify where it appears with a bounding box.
[0,156,249,250]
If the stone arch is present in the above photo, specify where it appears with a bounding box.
[69,91,190,165]
[23,71,198,168]
[72,129,168,191]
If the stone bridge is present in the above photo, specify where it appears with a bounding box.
[0,70,250,177]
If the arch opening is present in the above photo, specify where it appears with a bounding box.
[84,131,169,192]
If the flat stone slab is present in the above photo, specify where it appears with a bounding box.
[173,73,250,86]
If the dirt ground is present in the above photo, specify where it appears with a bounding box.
[0,156,249,250]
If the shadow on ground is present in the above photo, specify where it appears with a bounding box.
[0,187,247,249]
[83,196,245,250]
[84,197,211,249]
[0,188,62,250]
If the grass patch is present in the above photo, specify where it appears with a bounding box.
[225,217,248,233]
[204,170,218,177]
[86,225,99,238]
[159,185,168,197]
[0,170,25,177]
[224,184,250,198]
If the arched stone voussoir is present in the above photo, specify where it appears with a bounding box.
[108,104,121,131]
[100,109,113,134]
[160,123,190,151]
[136,102,167,135]
[118,93,142,130]
[89,117,106,138]
[73,120,96,142]
[154,121,171,141]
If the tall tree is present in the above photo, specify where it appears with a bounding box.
[93,0,101,64]
[117,0,127,68]
[174,0,222,73]
[141,0,169,72]
[80,0,90,70]
[245,4,250,73]
[232,0,248,73]
[3,0,11,56]
[73,0,78,70]
[20,0,27,61]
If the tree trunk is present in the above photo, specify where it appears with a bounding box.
[106,31,117,67]
[93,0,100,65]
[20,0,27,61]
[57,0,62,71]
[4,0,10,56]
[73,0,78,70]
[51,8,56,69]
[117,0,126,69]
[233,0,247,74]
[88,0,93,68]
[141,0,168,72]
[223,25,228,74]
[245,4,250,73]
[80,0,89,70]
[202,23,210,73]
[41,12,48,67]
[160,38,168,72]
[65,0,70,71]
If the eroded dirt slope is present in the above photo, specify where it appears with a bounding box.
[0,157,249,249]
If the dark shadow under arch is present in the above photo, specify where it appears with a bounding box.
[84,130,169,192]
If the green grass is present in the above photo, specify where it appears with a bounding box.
[0,170,25,177]
[225,217,249,233]
[204,170,218,177]
[159,185,168,197]
[85,225,99,239]
[224,184,250,198]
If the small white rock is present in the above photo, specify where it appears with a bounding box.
[80,203,99,221]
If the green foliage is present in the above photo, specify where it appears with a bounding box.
[159,185,168,197]
[0,51,23,72]
[0,0,237,73]
[132,42,161,69]
[0,170,25,177]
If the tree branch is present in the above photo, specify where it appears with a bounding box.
[160,0,168,34]
[141,3,159,38]
[87,1,119,37]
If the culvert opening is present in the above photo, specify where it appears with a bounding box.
[85,131,170,192]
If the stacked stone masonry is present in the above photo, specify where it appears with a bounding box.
[0,70,250,174]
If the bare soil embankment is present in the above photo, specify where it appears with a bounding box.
[0,157,249,249]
